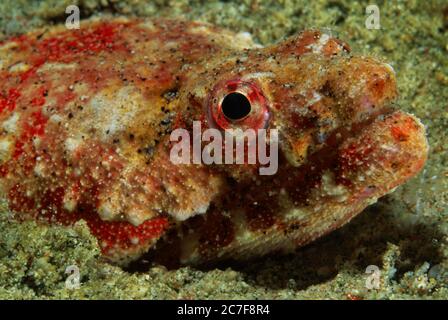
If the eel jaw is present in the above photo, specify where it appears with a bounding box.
[287,110,429,250]
[336,110,428,197]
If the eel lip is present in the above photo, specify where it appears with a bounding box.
[338,110,428,198]
[382,111,428,180]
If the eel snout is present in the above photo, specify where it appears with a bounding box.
[336,110,428,202]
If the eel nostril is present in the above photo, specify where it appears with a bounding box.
[221,92,251,121]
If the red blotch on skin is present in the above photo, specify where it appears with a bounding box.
[31,87,47,107]
[8,184,35,213]
[26,111,47,136]
[12,141,25,159]
[339,142,373,171]
[0,88,21,113]
[36,186,169,256]
[390,117,416,142]
[35,23,127,63]
[13,110,48,159]
[337,139,374,186]
[391,126,409,142]
[87,214,169,254]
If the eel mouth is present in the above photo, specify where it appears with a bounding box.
[294,105,428,192]
[279,103,429,210]
[292,109,429,247]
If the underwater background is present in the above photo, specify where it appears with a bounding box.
[0,0,446,299]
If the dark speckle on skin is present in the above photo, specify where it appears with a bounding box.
[162,88,179,101]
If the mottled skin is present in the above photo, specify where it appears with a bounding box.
[0,17,428,265]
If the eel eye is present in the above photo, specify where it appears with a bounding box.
[221,92,251,121]
[208,79,270,130]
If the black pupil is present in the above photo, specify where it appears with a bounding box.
[221,92,251,121]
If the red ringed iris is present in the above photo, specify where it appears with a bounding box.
[208,78,270,131]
